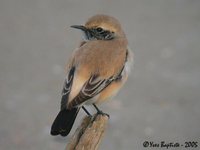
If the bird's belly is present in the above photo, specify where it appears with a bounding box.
[84,95,99,105]
[95,78,127,104]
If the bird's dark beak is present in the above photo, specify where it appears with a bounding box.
[70,25,87,31]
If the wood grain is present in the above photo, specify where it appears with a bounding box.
[66,114,109,150]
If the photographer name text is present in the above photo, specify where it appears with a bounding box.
[143,141,198,149]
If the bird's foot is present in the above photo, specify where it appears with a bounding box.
[93,104,110,118]
[96,110,110,118]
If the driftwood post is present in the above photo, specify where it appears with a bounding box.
[66,114,109,150]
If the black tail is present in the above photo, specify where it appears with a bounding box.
[51,108,80,136]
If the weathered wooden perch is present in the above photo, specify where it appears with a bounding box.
[66,114,109,150]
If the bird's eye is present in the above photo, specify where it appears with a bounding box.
[96,27,103,32]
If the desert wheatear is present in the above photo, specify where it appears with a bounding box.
[51,14,133,136]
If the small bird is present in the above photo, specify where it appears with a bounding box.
[51,14,133,136]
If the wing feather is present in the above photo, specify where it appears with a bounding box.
[67,68,124,109]
[61,66,75,110]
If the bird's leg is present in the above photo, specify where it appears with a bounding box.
[93,104,110,118]
[82,106,92,116]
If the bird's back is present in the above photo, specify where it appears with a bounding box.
[74,39,127,78]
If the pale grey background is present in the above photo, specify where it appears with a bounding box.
[0,0,200,150]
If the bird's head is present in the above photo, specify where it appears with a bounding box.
[71,14,125,41]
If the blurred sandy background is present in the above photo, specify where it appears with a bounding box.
[0,0,200,150]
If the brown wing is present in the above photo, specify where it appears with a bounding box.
[67,74,113,109]
[67,66,125,109]
[60,66,75,110]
